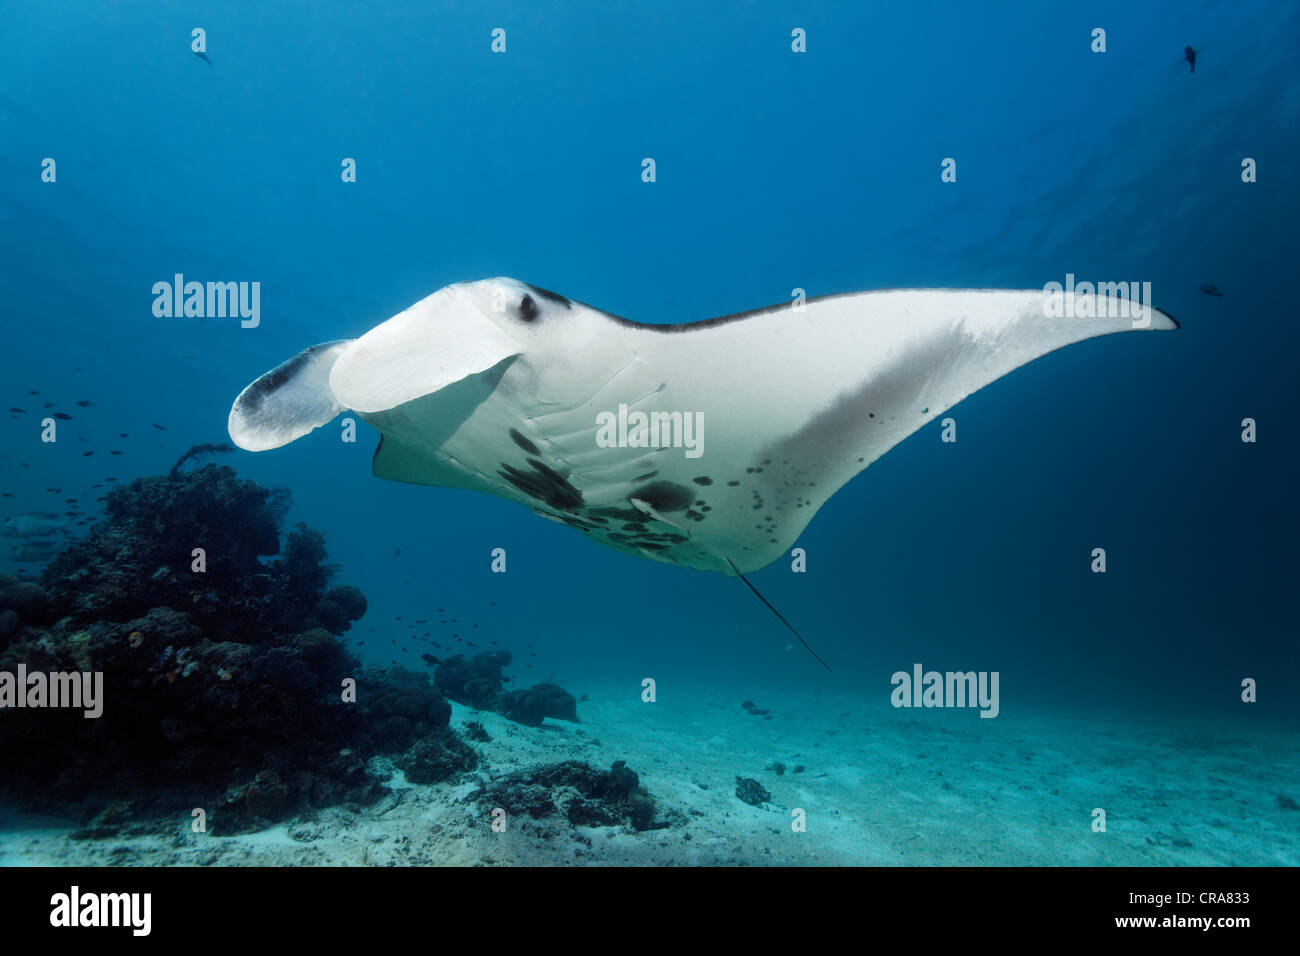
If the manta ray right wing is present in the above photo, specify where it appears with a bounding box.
[614,288,1177,574]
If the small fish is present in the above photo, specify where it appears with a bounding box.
[119,433,128,438]
[1184,45,1197,73]
[53,412,72,421]
[105,478,117,482]
[27,390,38,396]
[152,423,166,430]
[82,451,93,457]
[1200,283,1224,297]
[110,450,122,455]
[43,402,54,409]
[0,493,12,499]
[421,654,440,667]
[8,407,25,413]
[75,400,94,407]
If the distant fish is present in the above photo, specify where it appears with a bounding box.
[0,493,11,499]
[43,402,54,408]
[1200,283,1224,297]
[2,512,68,537]
[27,390,39,396]
[10,540,60,562]
[76,400,94,407]
[110,450,122,455]
[1184,45,1197,73]
[152,423,167,431]
[119,433,128,438]
[53,412,72,420]
[82,451,94,457]
[8,407,25,413]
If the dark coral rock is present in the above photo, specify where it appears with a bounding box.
[499,687,546,727]
[477,760,661,832]
[361,667,452,748]
[735,777,771,807]
[324,585,367,623]
[433,652,583,728]
[500,682,579,727]
[0,576,47,617]
[434,651,512,710]
[396,733,478,785]
[462,720,491,742]
[0,462,486,837]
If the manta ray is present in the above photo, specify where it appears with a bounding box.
[230,277,1176,580]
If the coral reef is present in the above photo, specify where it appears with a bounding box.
[0,464,476,835]
[433,650,579,727]
[735,777,771,807]
[477,760,662,831]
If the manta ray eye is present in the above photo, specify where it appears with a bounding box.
[518,293,539,322]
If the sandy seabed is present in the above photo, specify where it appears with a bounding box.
[2,686,1296,866]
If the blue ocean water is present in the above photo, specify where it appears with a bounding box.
[1,1,1297,864]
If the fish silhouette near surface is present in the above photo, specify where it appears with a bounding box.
[1200,283,1224,297]
[1185,46,1197,73]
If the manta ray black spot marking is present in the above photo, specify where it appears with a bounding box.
[633,472,658,482]
[727,480,740,487]
[622,522,649,532]
[638,542,668,550]
[630,480,694,513]
[693,476,713,485]
[239,347,322,413]
[525,284,573,309]
[508,428,540,455]
[497,459,583,511]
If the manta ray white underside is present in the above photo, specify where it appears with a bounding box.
[228,278,1176,575]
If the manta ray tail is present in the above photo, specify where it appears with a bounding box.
[727,558,832,672]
